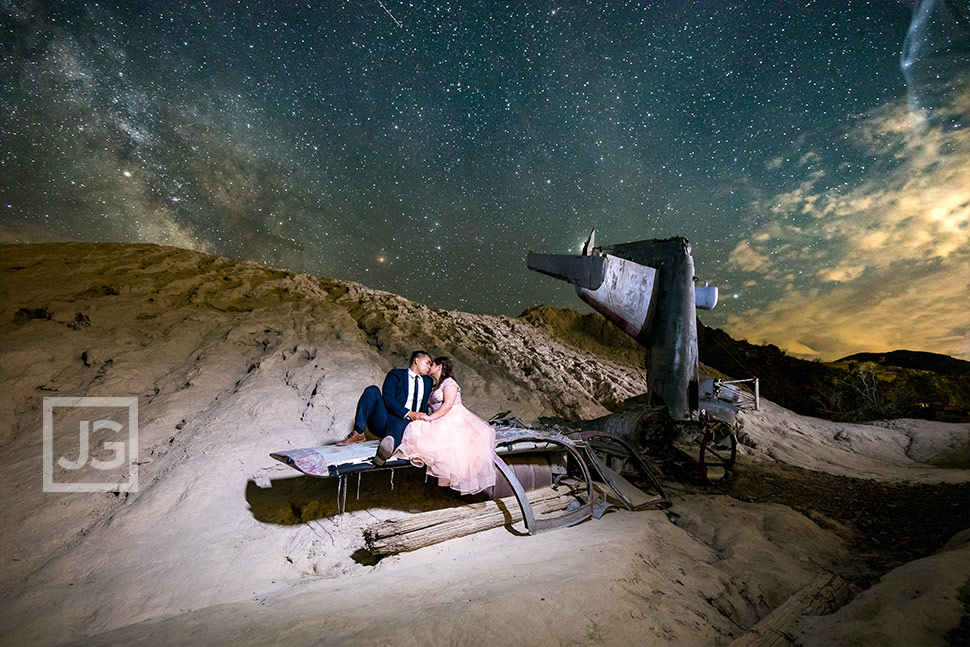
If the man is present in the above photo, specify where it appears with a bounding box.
[337,350,434,464]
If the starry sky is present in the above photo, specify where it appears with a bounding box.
[2,1,968,360]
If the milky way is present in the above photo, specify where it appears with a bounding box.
[2,1,968,359]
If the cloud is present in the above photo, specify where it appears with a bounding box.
[725,95,970,359]
[728,240,771,272]
[817,265,865,283]
[723,255,969,361]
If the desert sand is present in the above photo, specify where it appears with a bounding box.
[0,242,967,646]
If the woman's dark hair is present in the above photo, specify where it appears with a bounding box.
[432,356,455,389]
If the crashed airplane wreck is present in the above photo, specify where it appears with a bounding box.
[528,231,758,480]
[270,231,757,543]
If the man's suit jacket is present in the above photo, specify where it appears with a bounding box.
[382,368,433,419]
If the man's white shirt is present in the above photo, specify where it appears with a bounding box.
[405,368,425,414]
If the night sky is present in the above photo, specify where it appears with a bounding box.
[2,1,968,360]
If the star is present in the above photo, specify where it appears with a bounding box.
[0,1,966,360]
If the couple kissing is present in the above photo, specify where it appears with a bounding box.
[337,351,496,496]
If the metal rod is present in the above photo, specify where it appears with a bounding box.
[337,475,347,516]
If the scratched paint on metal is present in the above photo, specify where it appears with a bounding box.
[578,255,657,337]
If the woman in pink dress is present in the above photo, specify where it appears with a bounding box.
[395,356,497,495]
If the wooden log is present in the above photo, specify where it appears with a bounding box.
[364,486,578,555]
[728,573,852,647]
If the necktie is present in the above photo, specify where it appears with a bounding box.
[411,376,419,411]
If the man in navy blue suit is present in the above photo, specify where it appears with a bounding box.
[337,351,434,461]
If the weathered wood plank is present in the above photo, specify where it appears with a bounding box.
[728,573,852,647]
[364,486,578,555]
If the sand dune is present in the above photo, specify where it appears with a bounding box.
[1,243,966,646]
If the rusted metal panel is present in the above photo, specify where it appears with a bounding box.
[575,255,658,338]
[577,431,670,511]
[493,436,598,534]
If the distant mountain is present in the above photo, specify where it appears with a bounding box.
[701,324,970,422]
[519,305,970,423]
[835,350,970,376]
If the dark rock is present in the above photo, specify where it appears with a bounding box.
[68,312,91,329]
[13,307,51,325]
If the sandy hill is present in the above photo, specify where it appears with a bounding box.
[837,350,970,375]
[0,242,968,647]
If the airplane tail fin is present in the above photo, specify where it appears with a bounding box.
[526,252,606,291]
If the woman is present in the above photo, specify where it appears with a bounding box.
[395,356,496,495]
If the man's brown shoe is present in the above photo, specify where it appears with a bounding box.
[336,430,366,446]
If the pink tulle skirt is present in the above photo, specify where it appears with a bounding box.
[398,403,497,495]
